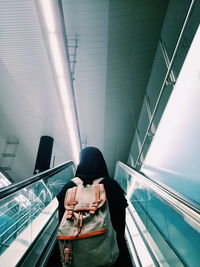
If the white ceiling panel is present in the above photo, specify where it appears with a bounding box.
[0,0,75,181]
[62,0,169,175]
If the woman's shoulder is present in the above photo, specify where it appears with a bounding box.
[101,177,123,189]
[101,177,128,207]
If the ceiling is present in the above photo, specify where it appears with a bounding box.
[0,0,169,182]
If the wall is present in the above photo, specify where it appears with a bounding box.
[142,25,200,205]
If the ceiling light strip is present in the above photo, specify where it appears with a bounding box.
[36,0,81,164]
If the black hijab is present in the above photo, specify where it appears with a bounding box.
[75,147,109,184]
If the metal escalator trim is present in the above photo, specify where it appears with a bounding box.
[17,209,59,267]
[126,205,160,267]
[125,224,142,267]
[0,199,58,267]
[127,203,186,267]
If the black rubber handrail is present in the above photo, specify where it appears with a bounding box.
[0,160,75,200]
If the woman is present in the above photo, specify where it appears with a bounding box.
[57,147,132,267]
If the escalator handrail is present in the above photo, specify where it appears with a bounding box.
[116,161,200,231]
[0,160,75,200]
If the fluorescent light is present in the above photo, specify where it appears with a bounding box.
[58,76,70,107]
[40,0,55,32]
[49,33,64,77]
[38,0,80,164]
[58,77,80,163]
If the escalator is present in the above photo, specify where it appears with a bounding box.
[0,161,76,267]
[0,161,199,267]
[115,162,200,267]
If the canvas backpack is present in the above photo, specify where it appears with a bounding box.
[57,177,119,267]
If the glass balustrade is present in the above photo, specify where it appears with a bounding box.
[115,161,200,267]
[0,162,75,257]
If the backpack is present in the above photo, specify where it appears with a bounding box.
[57,177,119,267]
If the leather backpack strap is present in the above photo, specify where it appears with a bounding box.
[92,177,105,184]
[66,186,78,219]
[71,177,105,185]
[90,184,101,214]
[71,177,84,185]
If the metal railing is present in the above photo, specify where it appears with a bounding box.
[134,0,196,169]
